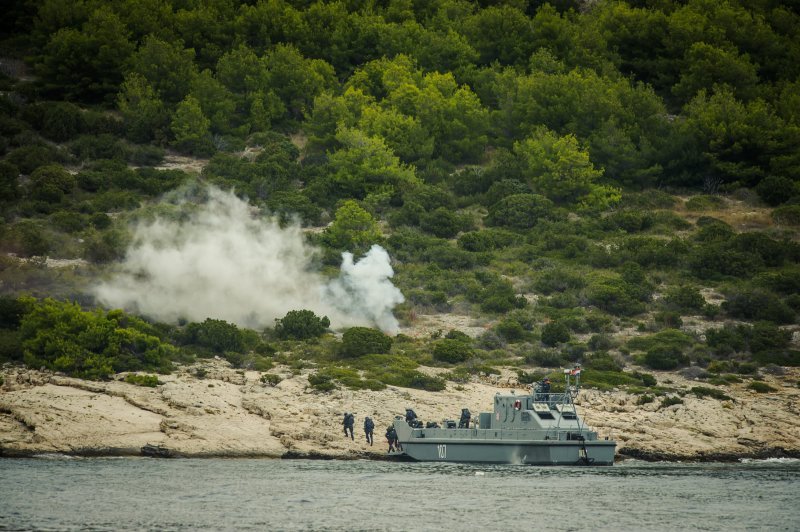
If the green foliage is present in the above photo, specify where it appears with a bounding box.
[643,346,690,370]
[19,298,176,379]
[747,381,777,393]
[124,374,160,387]
[184,318,248,354]
[628,329,695,353]
[432,338,473,364]
[275,310,330,340]
[513,128,605,204]
[308,371,337,392]
[660,396,684,409]
[756,176,798,207]
[26,165,75,203]
[171,95,214,156]
[323,200,382,252]
[261,373,282,386]
[773,205,800,226]
[663,285,706,312]
[583,352,622,372]
[541,321,570,347]
[690,386,732,401]
[721,288,795,324]
[486,193,555,229]
[340,327,391,358]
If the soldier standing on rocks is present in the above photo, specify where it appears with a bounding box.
[364,416,375,445]
[343,412,355,440]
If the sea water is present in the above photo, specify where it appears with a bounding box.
[1,457,798,531]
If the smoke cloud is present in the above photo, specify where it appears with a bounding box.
[93,186,405,333]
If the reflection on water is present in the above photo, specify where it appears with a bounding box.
[1,457,798,531]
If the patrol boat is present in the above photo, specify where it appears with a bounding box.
[391,367,615,465]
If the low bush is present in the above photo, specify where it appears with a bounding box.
[340,327,392,358]
[747,381,777,393]
[432,339,473,364]
[636,394,655,405]
[261,373,282,386]
[541,321,570,347]
[660,396,683,408]
[643,346,690,370]
[772,205,800,226]
[274,310,330,340]
[690,386,732,401]
[685,195,725,211]
[124,374,160,387]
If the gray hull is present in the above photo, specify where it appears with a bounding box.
[396,438,615,466]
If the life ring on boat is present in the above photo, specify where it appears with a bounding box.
[513,399,521,410]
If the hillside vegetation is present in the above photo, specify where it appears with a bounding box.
[1,0,799,399]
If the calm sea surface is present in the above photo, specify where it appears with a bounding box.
[1,457,798,531]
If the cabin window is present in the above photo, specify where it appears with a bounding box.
[562,411,577,420]
[521,412,531,422]
[535,411,554,420]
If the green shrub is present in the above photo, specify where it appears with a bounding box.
[70,134,128,162]
[628,329,694,353]
[525,349,564,368]
[533,269,586,294]
[349,354,445,391]
[541,321,570,347]
[722,288,795,324]
[690,386,732,401]
[653,311,683,329]
[631,371,657,387]
[308,372,337,392]
[0,297,27,329]
[0,160,20,201]
[747,381,777,393]
[0,329,23,363]
[685,195,725,211]
[495,318,526,342]
[636,394,655,405]
[643,346,690,370]
[124,374,160,387]
[660,396,683,408]
[772,205,800,225]
[340,327,392,358]
[583,352,622,372]
[457,229,520,252]
[19,298,177,379]
[49,211,88,233]
[27,164,75,202]
[274,310,330,340]
[261,373,282,386]
[579,369,642,390]
[588,334,613,351]
[663,285,706,312]
[184,318,248,354]
[6,145,66,174]
[605,209,653,233]
[420,207,471,238]
[486,193,554,229]
[756,176,798,206]
[432,338,473,363]
[129,144,166,166]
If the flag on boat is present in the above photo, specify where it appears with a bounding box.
[570,367,581,376]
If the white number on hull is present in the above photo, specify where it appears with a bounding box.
[437,444,447,459]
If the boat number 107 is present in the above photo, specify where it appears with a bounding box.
[437,444,447,459]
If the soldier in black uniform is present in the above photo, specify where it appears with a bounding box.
[386,426,396,452]
[343,412,355,440]
[364,416,375,445]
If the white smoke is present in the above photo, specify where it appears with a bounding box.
[93,186,405,333]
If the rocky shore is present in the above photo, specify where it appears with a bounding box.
[2,361,799,462]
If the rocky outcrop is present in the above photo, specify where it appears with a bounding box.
[1,362,798,461]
